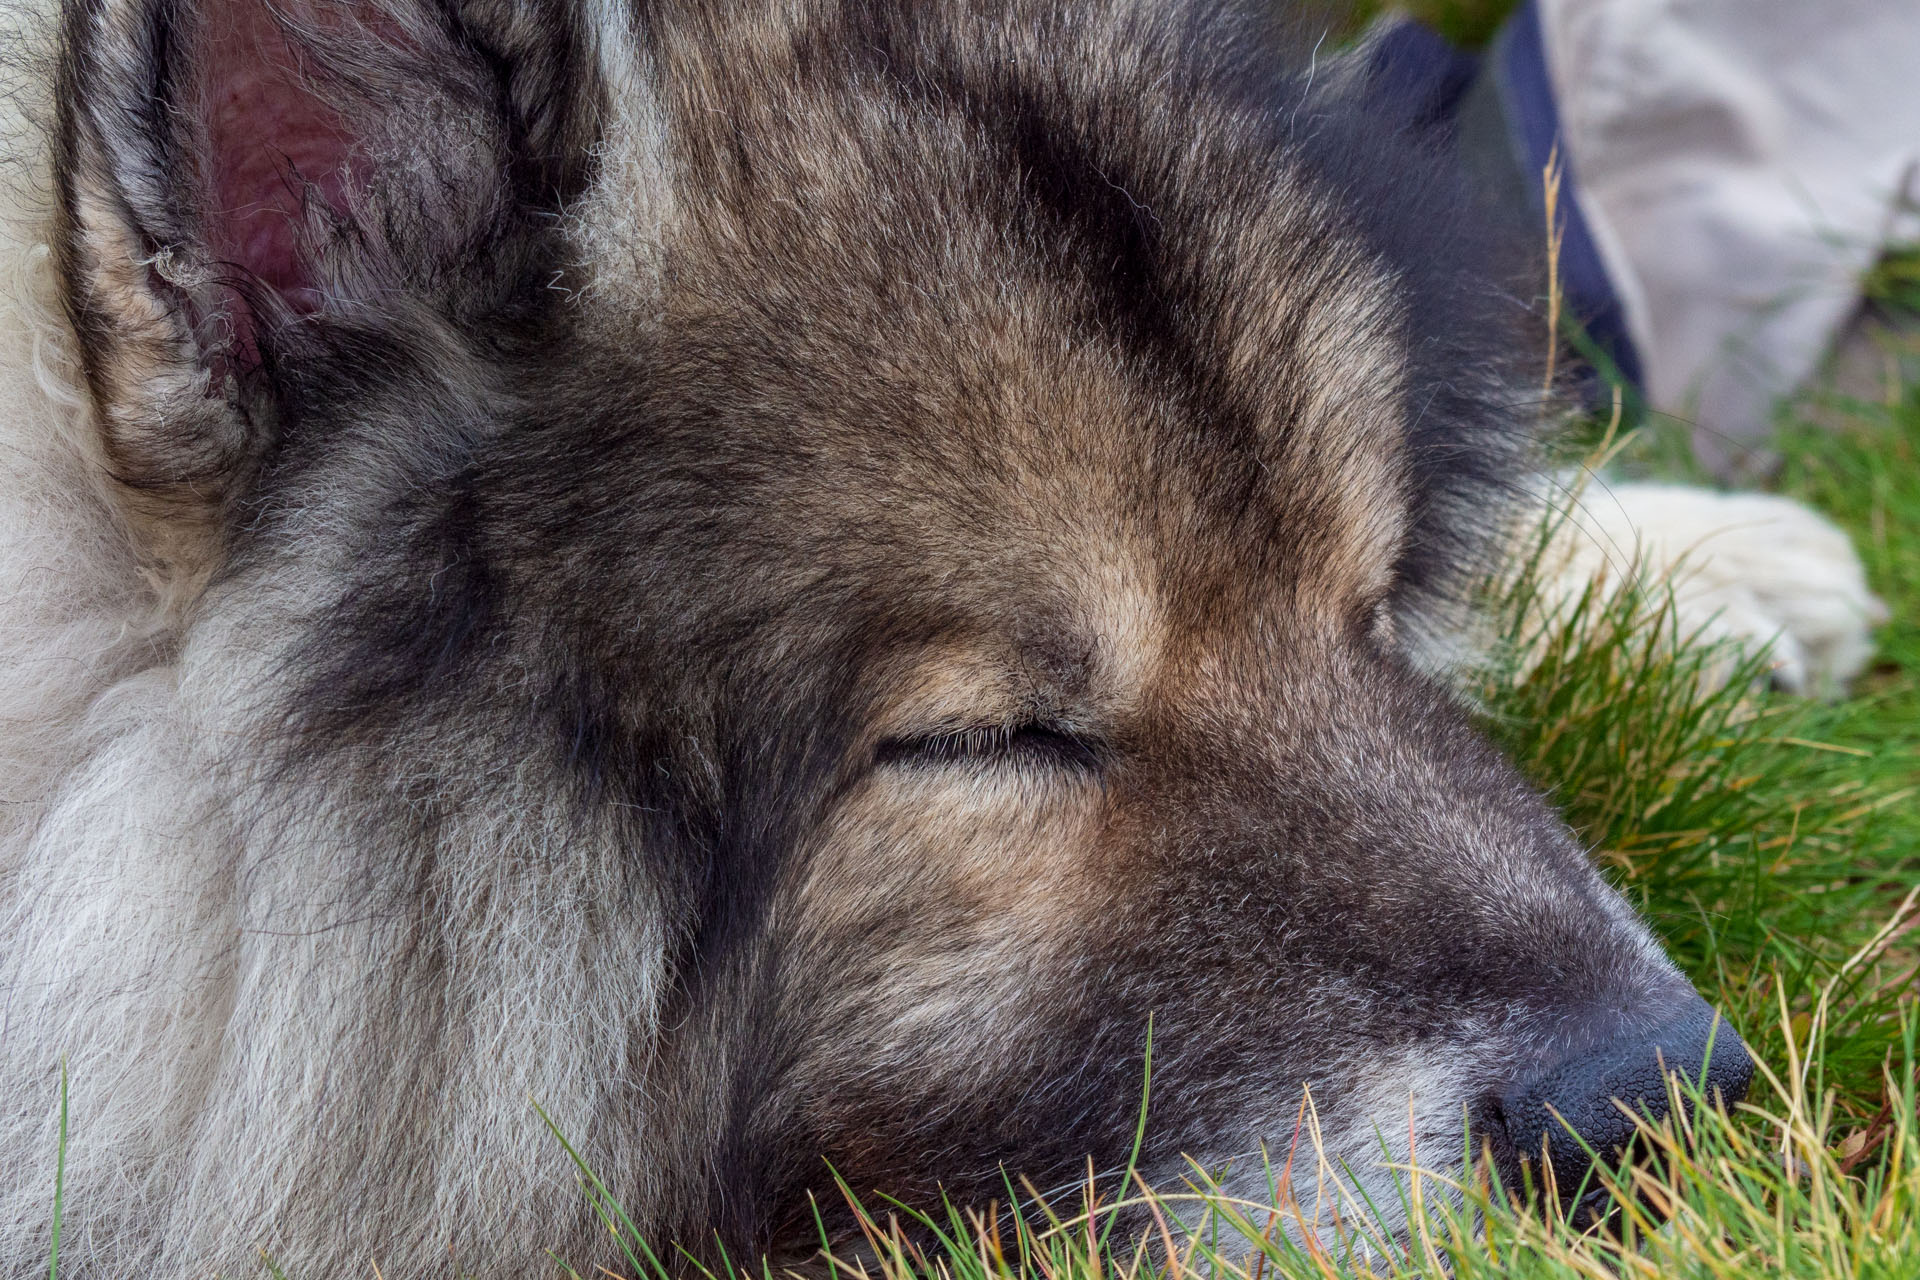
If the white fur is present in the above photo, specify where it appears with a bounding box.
[1153,1040,1499,1260]
[0,0,226,1258]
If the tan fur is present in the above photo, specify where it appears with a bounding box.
[0,2,1833,1275]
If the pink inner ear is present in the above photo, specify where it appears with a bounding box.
[197,0,357,313]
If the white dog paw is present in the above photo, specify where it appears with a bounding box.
[1543,481,1889,697]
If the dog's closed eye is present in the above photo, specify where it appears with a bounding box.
[875,724,1102,772]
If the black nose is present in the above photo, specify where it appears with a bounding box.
[1499,996,1752,1206]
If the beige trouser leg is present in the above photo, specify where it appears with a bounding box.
[1539,0,1920,473]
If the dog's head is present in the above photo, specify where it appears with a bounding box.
[54,0,1747,1263]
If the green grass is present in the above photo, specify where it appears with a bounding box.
[546,382,1920,1278]
[46,1062,65,1280]
[1337,0,1518,46]
[1487,401,1920,1126]
[1862,247,1920,316]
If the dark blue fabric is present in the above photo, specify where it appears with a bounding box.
[1362,17,1482,138]
[1355,7,1646,399]
[1494,0,1645,392]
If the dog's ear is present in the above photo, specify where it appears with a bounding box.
[54,0,602,581]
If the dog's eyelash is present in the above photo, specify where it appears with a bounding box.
[875,724,1101,772]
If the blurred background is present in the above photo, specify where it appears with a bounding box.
[1304,1,1920,481]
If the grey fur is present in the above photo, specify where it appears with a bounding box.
[0,1,1727,1275]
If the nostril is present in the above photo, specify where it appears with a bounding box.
[1500,997,1752,1207]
